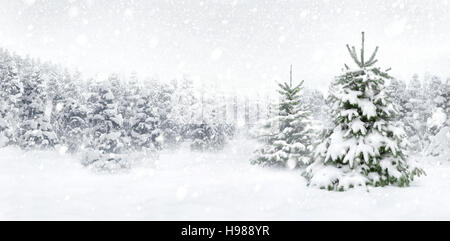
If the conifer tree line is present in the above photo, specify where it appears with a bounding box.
[389,74,450,151]
[0,48,287,169]
[0,48,326,152]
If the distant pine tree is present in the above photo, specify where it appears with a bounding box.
[83,82,128,170]
[190,122,227,151]
[57,98,88,153]
[404,74,429,151]
[170,77,200,141]
[0,49,22,146]
[50,70,88,152]
[129,88,162,152]
[443,79,450,125]
[153,82,177,147]
[121,72,141,149]
[16,66,57,149]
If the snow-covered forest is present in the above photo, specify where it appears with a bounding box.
[2,0,450,220]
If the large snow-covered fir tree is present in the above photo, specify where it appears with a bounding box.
[251,66,315,168]
[304,32,425,191]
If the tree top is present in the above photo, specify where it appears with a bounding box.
[346,32,379,68]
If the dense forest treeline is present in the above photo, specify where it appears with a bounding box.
[1,46,449,175]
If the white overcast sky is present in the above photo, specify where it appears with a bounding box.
[1,0,450,93]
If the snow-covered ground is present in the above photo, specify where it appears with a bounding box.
[1,138,449,220]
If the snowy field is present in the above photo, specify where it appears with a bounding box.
[1,138,449,221]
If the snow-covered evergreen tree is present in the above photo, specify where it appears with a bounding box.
[129,88,162,151]
[187,83,232,151]
[0,103,9,147]
[0,49,22,146]
[190,122,228,151]
[443,78,450,125]
[301,88,331,133]
[251,66,315,168]
[403,75,429,151]
[387,78,407,119]
[148,81,177,147]
[57,98,88,153]
[16,66,57,149]
[425,78,450,159]
[83,82,128,170]
[304,32,425,191]
[170,77,201,141]
[42,63,64,122]
[48,69,88,152]
[425,76,448,135]
[121,72,141,149]
[387,78,417,150]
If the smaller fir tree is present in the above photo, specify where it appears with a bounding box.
[251,66,315,168]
